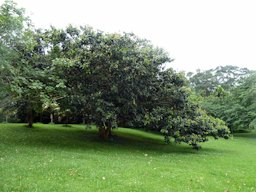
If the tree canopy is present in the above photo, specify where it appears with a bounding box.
[187,65,252,96]
[189,66,256,133]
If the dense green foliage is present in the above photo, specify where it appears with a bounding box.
[201,73,256,132]
[188,65,252,96]
[189,66,256,132]
[0,0,231,148]
[1,124,256,191]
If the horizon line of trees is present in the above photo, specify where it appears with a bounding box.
[187,65,256,132]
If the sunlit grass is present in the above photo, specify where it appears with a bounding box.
[0,123,256,191]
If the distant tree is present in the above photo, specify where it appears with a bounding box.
[188,65,253,96]
[0,0,24,93]
[0,2,66,127]
[231,73,256,131]
[0,0,29,123]
[201,72,256,132]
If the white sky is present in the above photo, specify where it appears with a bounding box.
[2,0,256,72]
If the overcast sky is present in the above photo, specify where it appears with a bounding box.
[2,0,256,72]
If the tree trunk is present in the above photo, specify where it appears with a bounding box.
[27,109,33,128]
[64,117,69,126]
[50,113,54,124]
[66,117,69,125]
[99,126,112,140]
[40,114,43,123]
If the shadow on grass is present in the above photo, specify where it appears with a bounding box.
[1,124,229,155]
[234,131,256,139]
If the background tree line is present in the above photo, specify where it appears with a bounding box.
[188,65,256,133]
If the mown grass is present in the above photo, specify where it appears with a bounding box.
[0,123,256,192]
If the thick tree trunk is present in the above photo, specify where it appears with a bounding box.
[99,126,112,140]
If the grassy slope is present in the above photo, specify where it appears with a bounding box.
[0,123,255,192]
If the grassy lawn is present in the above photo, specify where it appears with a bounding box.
[0,123,256,192]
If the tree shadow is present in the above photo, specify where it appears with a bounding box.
[234,131,256,139]
[4,124,229,155]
